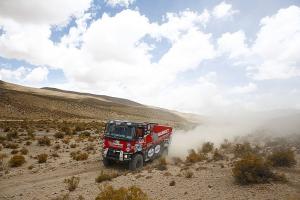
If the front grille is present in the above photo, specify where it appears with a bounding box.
[107,148,120,159]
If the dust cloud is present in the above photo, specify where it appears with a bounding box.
[168,110,300,158]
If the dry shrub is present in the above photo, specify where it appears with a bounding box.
[0,135,6,143]
[20,147,29,155]
[183,170,194,178]
[169,180,176,186]
[233,142,255,158]
[51,152,59,158]
[220,139,233,152]
[186,149,207,163]
[79,131,91,137]
[201,142,214,153]
[88,136,96,142]
[232,154,285,185]
[6,131,18,140]
[11,149,19,154]
[156,157,167,171]
[25,141,32,146]
[95,170,119,183]
[64,176,80,191]
[3,127,10,132]
[54,132,64,139]
[84,143,95,151]
[213,149,225,161]
[63,137,70,144]
[172,157,183,165]
[267,149,296,167]
[52,193,69,200]
[37,153,48,163]
[95,185,149,200]
[0,153,7,171]
[27,129,35,138]
[5,142,19,149]
[53,144,61,150]
[70,143,77,148]
[61,126,72,135]
[9,155,25,167]
[38,136,51,146]
[70,151,88,161]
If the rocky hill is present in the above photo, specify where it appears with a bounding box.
[0,80,191,128]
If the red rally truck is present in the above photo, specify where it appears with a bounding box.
[102,120,173,170]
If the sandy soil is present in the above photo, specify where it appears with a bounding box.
[0,131,300,200]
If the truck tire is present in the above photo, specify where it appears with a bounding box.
[103,158,113,167]
[129,154,143,170]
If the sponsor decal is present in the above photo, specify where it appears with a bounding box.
[154,145,160,154]
[147,147,154,158]
[157,129,169,137]
[109,140,123,148]
[138,139,144,144]
[135,144,142,152]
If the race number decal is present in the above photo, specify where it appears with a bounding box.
[154,145,161,154]
[147,147,154,158]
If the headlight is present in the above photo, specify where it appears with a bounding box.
[124,154,128,159]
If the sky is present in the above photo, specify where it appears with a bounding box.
[0,0,300,115]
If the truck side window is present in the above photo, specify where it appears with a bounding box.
[136,127,144,138]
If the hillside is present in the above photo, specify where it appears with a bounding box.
[0,81,191,127]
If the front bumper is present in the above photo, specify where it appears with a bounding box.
[103,148,132,161]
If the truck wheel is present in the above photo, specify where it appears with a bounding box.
[129,154,143,170]
[103,158,113,167]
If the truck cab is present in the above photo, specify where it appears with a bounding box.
[102,120,172,170]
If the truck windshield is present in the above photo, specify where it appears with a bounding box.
[105,124,135,139]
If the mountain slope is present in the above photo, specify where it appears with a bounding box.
[0,81,190,127]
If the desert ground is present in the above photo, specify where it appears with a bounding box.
[0,120,300,200]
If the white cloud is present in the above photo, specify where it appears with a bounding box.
[250,6,300,80]
[155,9,210,42]
[24,66,48,83]
[230,83,257,94]
[212,1,239,19]
[105,0,135,8]
[217,6,300,80]
[0,0,92,25]
[0,67,27,81]
[217,30,250,59]
[0,66,48,84]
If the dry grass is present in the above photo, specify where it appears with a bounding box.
[169,180,176,186]
[10,149,19,154]
[20,147,29,155]
[95,185,150,200]
[95,170,119,183]
[9,155,25,167]
[233,142,255,158]
[213,149,225,161]
[37,153,48,163]
[201,142,214,153]
[185,149,207,163]
[64,176,80,192]
[155,157,168,171]
[38,136,51,146]
[232,154,286,185]
[267,149,296,167]
[183,170,194,178]
[5,142,19,149]
[70,151,88,161]
[54,132,64,139]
